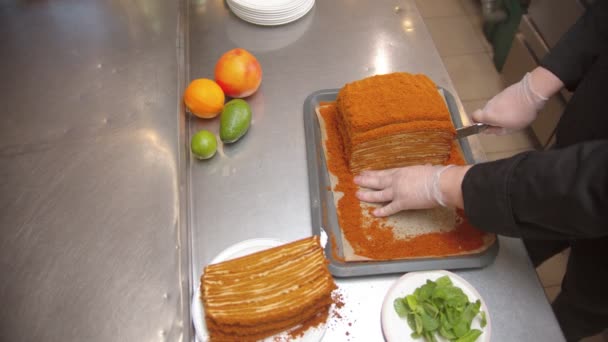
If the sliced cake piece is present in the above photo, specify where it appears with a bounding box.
[201,236,336,341]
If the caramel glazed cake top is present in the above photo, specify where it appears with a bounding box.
[201,236,336,340]
[336,72,453,136]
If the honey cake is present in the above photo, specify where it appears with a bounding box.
[201,236,336,341]
[336,72,455,173]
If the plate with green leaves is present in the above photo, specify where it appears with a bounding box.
[381,270,491,342]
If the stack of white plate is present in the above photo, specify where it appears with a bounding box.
[227,0,315,26]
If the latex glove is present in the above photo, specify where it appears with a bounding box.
[354,164,455,217]
[472,72,547,135]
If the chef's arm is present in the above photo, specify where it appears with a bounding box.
[540,1,608,91]
[447,140,608,239]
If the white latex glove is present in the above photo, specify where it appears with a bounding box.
[354,164,455,217]
[472,72,547,135]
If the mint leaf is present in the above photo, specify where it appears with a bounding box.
[407,294,419,312]
[424,331,438,342]
[435,275,453,287]
[454,329,482,342]
[394,298,409,317]
[453,320,469,338]
[423,302,439,318]
[460,301,481,327]
[420,311,439,331]
[407,313,417,332]
[446,307,459,326]
[438,325,456,339]
[418,281,436,301]
[480,311,487,328]
[415,314,423,335]
[439,312,453,329]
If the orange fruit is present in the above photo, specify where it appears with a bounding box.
[215,48,262,98]
[183,78,225,118]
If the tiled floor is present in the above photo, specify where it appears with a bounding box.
[417,0,606,341]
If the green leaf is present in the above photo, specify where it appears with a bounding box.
[423,302,439,318]
[407,294,419,312]
[394,298,410,317]
[436,275,453,287]
[438,325,457,340]
[415,314,423,334]
[433,285,466,305]
[453,320,469,338]
[446,307,460,325]
[454,329,482,342]
[480,311,487,328]
[407,313,417,332]
[432,287,447,301]
[411,331,422,339]
[420,311,440,331]
[423,331,438,342]
[460,301,481,327]
[418,281,436,301]
[443,288,469,308]
[439,312,452,329]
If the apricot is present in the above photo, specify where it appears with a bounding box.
[215,48,262,98]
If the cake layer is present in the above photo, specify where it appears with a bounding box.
[205,303,332,341]
[349,122,454,173]
[201,236,336,341]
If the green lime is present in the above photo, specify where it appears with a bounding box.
[220,99,252,143]
[191,130,217,160]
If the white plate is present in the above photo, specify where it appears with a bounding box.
[232,0,303,10]
[228,0,314,26]
[225,0,314,53]
[229,0,308,15]
[192,238,329,342]
[381,270,491,342]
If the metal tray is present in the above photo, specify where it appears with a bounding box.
[303,88,499,277]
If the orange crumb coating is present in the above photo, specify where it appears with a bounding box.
[337,73,452,133]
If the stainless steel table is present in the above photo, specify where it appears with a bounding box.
[0,0,564,341]
[0,1,189,341]
[188,1,564,341]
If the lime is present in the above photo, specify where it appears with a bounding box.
[191,130,217,160]
[220,99,252,143]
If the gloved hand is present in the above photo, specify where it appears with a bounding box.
[354,164,455,217]
[472,72,547,135]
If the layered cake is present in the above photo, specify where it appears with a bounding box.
[201,236,336,341]
[336,72,455,173]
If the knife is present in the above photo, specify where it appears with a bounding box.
[455,123,488,139]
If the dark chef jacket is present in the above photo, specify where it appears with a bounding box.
[462,1,608,240]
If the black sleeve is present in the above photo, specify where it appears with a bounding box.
[540,1,608,91]
[462,140,608,239]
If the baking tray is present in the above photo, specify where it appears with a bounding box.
[303,88,499,277]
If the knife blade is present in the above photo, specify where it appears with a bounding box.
[455,123,488,139]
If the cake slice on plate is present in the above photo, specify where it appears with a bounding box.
[201,236,336,341]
